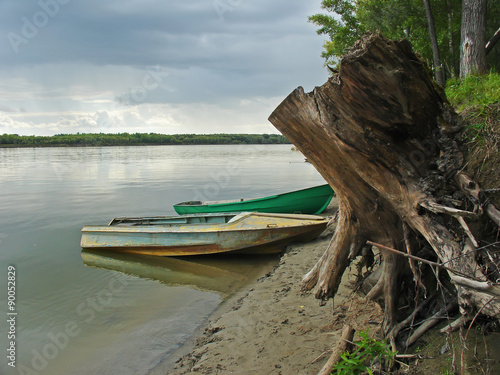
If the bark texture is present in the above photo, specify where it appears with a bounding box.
[268,33,499,339]
[460,0,488,77]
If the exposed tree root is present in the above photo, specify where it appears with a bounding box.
[405,300,458,348]
[268,32,500,347]
[441,315,470,333]
[317,324,355,375]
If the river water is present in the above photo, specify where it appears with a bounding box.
[0,144,327,375]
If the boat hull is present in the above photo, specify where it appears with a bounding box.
[81,212,327,256]
[173,184,334,215]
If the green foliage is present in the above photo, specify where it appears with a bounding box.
[330,331,395,374]
[0,133,290,147]
[445,72,500,144]
[440,362,454,375]
[445,72,500,109]
[310,0,462,72]
[357,0,446,70]
[310,0,500,77]
[309,1,365,65]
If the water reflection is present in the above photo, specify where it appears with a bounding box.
[0,144,326,374]
[81,249,279,298]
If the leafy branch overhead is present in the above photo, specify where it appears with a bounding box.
[309,0,500,79]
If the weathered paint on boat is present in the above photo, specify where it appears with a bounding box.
[80,212,328,256]
[173,184,334,215]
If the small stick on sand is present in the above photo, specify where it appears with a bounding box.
[317,324,355,375]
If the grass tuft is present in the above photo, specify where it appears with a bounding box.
[445,72,500,110]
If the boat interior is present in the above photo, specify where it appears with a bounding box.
[108,212,250,226]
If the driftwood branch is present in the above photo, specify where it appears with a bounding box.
[317,325,355,375]
[451,276,500,298]
[367,241,472,279]
[440,315,470,333]
[456,216,479,247]
[367,241,500,298]
[403,223,426,291]
[388,292,438,351]
[486,27,500,55]
[419,200,477,219]
[405,300,458,348]
[456,172,500,226]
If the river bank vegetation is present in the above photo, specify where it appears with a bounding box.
[0,133,290,147]
[448,72,500,209]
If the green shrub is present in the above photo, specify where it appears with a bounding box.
[331,331,395,375]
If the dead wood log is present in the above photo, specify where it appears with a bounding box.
[268,32,500,339]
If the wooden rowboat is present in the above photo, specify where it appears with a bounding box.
[80,212,327,256]
[173,184,334,215]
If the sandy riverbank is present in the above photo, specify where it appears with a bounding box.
[148,201,383,374]
[148,200,499,375]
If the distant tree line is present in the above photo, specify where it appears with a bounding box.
[0,133,291,147]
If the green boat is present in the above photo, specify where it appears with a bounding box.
[173,184,334,215]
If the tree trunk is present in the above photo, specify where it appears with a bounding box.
[268,33,500,340]
[446,0,457,76]
[423,0,445,85]
[460,0,488,78]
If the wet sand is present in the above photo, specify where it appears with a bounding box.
[148,199,500,375]
[149,201,385,374]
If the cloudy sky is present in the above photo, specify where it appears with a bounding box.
[0,0,329,136]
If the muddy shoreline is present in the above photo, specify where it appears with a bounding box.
[148,202,384,374]
[148,199,500,374]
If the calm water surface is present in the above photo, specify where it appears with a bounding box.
[0,144,326,374]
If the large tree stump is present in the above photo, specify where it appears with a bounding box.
[268,33,500,338]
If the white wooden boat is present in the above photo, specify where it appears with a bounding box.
[81,212,328,256]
